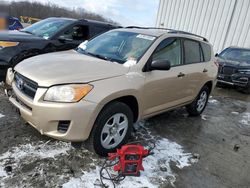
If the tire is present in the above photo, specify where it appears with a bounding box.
[243,84,250,94]
[186,85,210,116]
[84,101,133,156]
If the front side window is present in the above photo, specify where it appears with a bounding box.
[184,40,202,64]
[60,25,89,41]
[77,31,156,64]
[152,38,182,66]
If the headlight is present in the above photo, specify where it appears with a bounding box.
[0,41,19,49]
[44,84,93,102]
[238,69,250,74]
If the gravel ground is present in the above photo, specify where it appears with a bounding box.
[0,86,249,188]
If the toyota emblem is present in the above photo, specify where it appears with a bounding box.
[16,77,24,90]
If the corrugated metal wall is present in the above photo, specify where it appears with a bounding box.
[156,0,250,53]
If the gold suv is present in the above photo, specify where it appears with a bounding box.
[6,28,218,156]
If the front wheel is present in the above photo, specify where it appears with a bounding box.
[84,102,133,156]
[243,83,250,94]
[186,85,210,116]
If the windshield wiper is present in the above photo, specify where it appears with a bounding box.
[86,52,114,62]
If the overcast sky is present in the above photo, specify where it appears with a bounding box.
[7,0,159,26]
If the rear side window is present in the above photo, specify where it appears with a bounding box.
[90,26,108,38]
[184,40,202,64]
[200,42,211,61]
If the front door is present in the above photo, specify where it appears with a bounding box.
[143,38,191,116]
[54,25,89,51]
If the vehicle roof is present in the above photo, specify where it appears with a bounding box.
[226,46,250,50]
[45,17,117,26]
[46,17,77,21]
[80,19,118,26]
[115,27,209,43]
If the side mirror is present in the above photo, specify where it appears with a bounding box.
[215,53,219,57]
[58,36,73,43]
[150,60,171,71]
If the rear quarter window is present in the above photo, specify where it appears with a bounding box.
[200,42,211,62]
[184,39,202,64]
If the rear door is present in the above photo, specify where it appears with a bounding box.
[182,38,207,97]
[143,37,191,116]
[89,25,110,38]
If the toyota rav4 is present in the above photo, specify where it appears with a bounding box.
[6,27,218,156]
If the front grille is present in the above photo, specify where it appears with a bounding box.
[14,73,38,99]
[57,121,71,133]
[223,67,235,75]
[218,65,223,74]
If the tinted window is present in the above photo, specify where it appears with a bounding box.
[184,40,202,64]
[201,42,211,61]
[61,25,89,40]
[90,26,107,37]
[152,38,182,66]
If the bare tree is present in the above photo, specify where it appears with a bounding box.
[0,0,119,25]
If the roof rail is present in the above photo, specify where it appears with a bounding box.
[125,26,208,42]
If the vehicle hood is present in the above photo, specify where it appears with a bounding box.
[0,30,45,42]
[14,50,129,87]
[217,57,250,69]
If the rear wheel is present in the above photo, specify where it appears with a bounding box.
[186,85,210,116]
[84,101,133,156]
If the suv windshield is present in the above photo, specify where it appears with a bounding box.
[77,30,156,64]
[21,18,73,39]
[219,48,250,62]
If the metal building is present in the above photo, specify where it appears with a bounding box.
[156,0,250,53]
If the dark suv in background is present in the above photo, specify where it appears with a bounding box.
[0,17,118,81]
[216,47,250,93]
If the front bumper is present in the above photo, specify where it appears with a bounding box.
[217,73,249,87]
[9,82,100,141]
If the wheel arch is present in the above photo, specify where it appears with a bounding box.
[98,95,139,123]
[204,80,213,94]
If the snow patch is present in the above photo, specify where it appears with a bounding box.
[208,99,219,104]
[231,111,239,115]
[201,114,207,120]
[0,166,7,177]
[0,113,5,119]
[123,59,137,67]
[239,113,250,126]
[63,138,196,188]
[0,141,71,178]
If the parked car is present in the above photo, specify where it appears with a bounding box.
[0,17,118,81]
[216,47,250,93]
[6,28,218,156]
[8,17,23,30]
[0,16,23,31]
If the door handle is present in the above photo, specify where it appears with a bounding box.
[203,69,208,73]
[178,72,185,77]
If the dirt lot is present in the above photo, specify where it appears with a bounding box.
[0,86,250,188]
